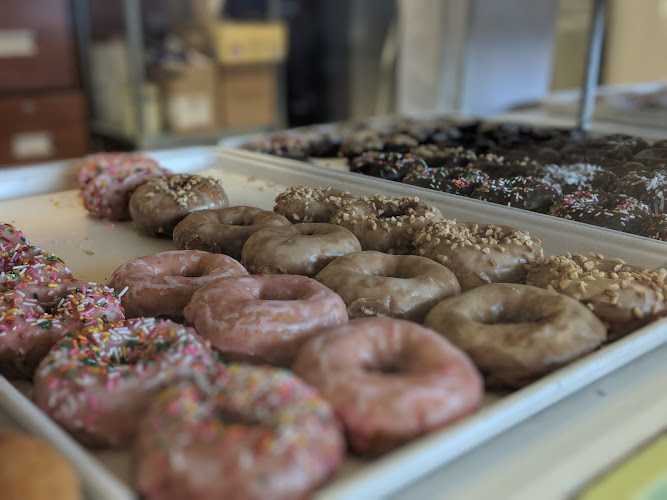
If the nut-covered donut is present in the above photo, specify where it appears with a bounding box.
[315,251,460,322]
[292,317,484,455]
[184,274,348,366]
[129,174,229,236]
[273,185,357,223]
[413,220,543,291]
[241,223,361,277]
[173,206,291,260]
[331,194,444,254]
[526,253,667,339]
[424,283,607,388]
[33,317,221,447]
[133,364,344,500]
[107,250,248,321]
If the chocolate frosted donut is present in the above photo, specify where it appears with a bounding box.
[382,133,419,153]
[535,163,617,194]
[339,129,384,158]
[331,195,444,254]
[424,283,607,388]
[273,185,357,223]
[241,223,361,277]
[241,135,310,161]
[413,220,543,291]
[615,171,667,214]
[315,251,460,322]
[402,167,489,196]
[471,176,561,213]
[129,174,229,236]
[526,253,667,339]
[173,206,291,260]
[648,214,667,241]
[633,147,667,168]
[350,151,427,182]
[549,190,653,235]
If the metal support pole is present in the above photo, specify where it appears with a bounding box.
[578,0,607,132]
[123,0,146,147]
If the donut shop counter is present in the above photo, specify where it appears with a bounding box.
[1,142,667,500]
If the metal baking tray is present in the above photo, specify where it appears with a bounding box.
[1,147,667,500]
[542,80,667,130]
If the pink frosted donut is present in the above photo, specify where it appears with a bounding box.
[81,169,167,220]
[292,317,484,456]
[107,250,248,321]
[0,282,125,379]
[33,317,221,448]
[0,236,72,288]
[74,152,163,189]
[133,364,345,500]
[184,274,348,366]
[0,223,30,248]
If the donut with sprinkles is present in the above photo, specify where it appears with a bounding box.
[471,176,562,213]
[33,317,220,448]
[350,151,427,182]
[549,190,653,235]
[74,152,164,189]
[133,364,345,500]
[0,282,125,379]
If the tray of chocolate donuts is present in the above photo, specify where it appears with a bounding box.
[1,143,667,499]
[232,116,667,243]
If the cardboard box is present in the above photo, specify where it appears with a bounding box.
[210,22,288,65]
[151,55,218,133]
[0,90,89,165]
[217,65,277,128]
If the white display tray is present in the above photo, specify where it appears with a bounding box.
[1,147,667,500]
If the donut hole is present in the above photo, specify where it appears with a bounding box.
[363,358,403,375]
[375,204,414,219]
[477,304,544,325]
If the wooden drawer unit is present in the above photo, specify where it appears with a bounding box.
[0,90,89,165]
[0,0,78,92]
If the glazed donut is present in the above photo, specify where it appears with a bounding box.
[0,282,125,379]
[74,152,163,189]
[173,206,291,260]
[33,317,220,448]
[273,185,357,223]
[292,317,484,455]
[81,168,168,220]
[423,283,607,388]
[413,220,543,291]
[526,253,667,339]
[129,174,229,237]
[107,250,248,321]
[184,274,348,366]
[350,151,427,182]
[133,364,344,500]
[0,430,81,500]
[331,194,444,254]
[471,176,561,213]
[241,223,362,277]
[315,251,460,322]
[549,190,653,235]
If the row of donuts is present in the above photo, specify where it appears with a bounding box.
[0,222,484,498]
[159,182,667,389]
[240,119,667,241]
